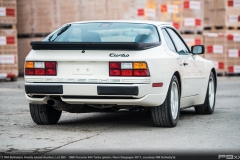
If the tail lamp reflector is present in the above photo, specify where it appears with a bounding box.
[35,68,45,75]
[25,61,57,76]
[25,62,34,68]
[109,62,149,77]
[152,83,163,87]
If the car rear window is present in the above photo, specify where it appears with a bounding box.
[44,23,160,43]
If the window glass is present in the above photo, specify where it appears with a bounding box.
[44,23,160,43]
[166,28,190,54]
[162,29,176,52]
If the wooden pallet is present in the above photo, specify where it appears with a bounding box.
[225,73,240,76]
[216,71,227,77]
[204,26,240,31]
[0,24,16,29]
[180,30,203,35]
[17,33,51,38]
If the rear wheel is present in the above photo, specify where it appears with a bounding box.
[29,104,62,125]
[151,75,180,127]
[195,72,216,114]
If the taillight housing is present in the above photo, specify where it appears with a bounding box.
[109,62,150,77]
[25,61,57,76]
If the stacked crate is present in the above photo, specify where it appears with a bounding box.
[203,0,240,75]
[0,0,18,81]
[17,0,111,75]
[204,31,240,75]
[214,0,240,28]
[18,37,43,76]
[157,0,204,51]
[0,0,16,24]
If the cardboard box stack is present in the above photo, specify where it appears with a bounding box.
[154,0,204,52]
[0,0,16,25]
[16,0,240,76]
[17,0,111,75]
[0,0,18,80]
[204,31,240,75]
[203,0,240,75]
[18,37,43,76]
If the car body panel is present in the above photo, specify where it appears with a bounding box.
[24,20,216,108]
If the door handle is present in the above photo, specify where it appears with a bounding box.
[183,62,188,66]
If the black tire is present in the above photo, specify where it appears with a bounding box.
[29,104,62,125]
[151,75,180,127]
[195,72,216,114]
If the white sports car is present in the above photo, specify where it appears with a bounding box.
[25,20,217,127]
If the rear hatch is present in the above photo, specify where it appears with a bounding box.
[26,44,158,84]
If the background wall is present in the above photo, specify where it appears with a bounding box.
[0,0,240,77]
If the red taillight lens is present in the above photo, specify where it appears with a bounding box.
[46,69,56,75]
[110,69,121,76]
[152,83,163,87]
[45,62,56,68]
[109,62,121,69]
[25,61,57,76]
[109,62,150,77]
[121,70,133,76]
[25,69,34,75]
[133,69,149,76]
[35,69,45,75]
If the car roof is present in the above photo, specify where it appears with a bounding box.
[69,20,172,27]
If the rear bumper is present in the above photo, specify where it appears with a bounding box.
[25,83,166,107]
[25,93,166,107]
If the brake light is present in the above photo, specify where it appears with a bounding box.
[110,69,121,76]
[25,69,34,75]
[46,69,56,75]
[133,69,149,76]
[109,62,121,69]
[35,69,45,75]
[45,62,56,69]
[25,61,57,76]
[121,70,133,76]
[109,62,149,77]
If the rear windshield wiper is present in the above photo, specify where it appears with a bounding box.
[48,24,71,41]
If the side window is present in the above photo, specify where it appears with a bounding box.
[161,29,176,52]
[166,28,190,54]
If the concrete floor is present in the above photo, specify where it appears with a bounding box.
[0,77,240,156]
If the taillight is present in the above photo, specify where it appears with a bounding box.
[25,61,57,76]
[109,62,150,77]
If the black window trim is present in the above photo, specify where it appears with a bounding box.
[161,28,177,52]
[44,22,162,44]
[160,26,191,54]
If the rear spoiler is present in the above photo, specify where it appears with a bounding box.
[30,42,160,50]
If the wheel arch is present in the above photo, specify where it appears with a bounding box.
[211,68,217,90]
[173,71,182,97]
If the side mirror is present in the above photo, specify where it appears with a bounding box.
[191,45,205,55]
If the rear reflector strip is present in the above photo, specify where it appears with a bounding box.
[152,83,163,87]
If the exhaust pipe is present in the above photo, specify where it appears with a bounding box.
[47,99,117,113]
[47,99,70,111]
